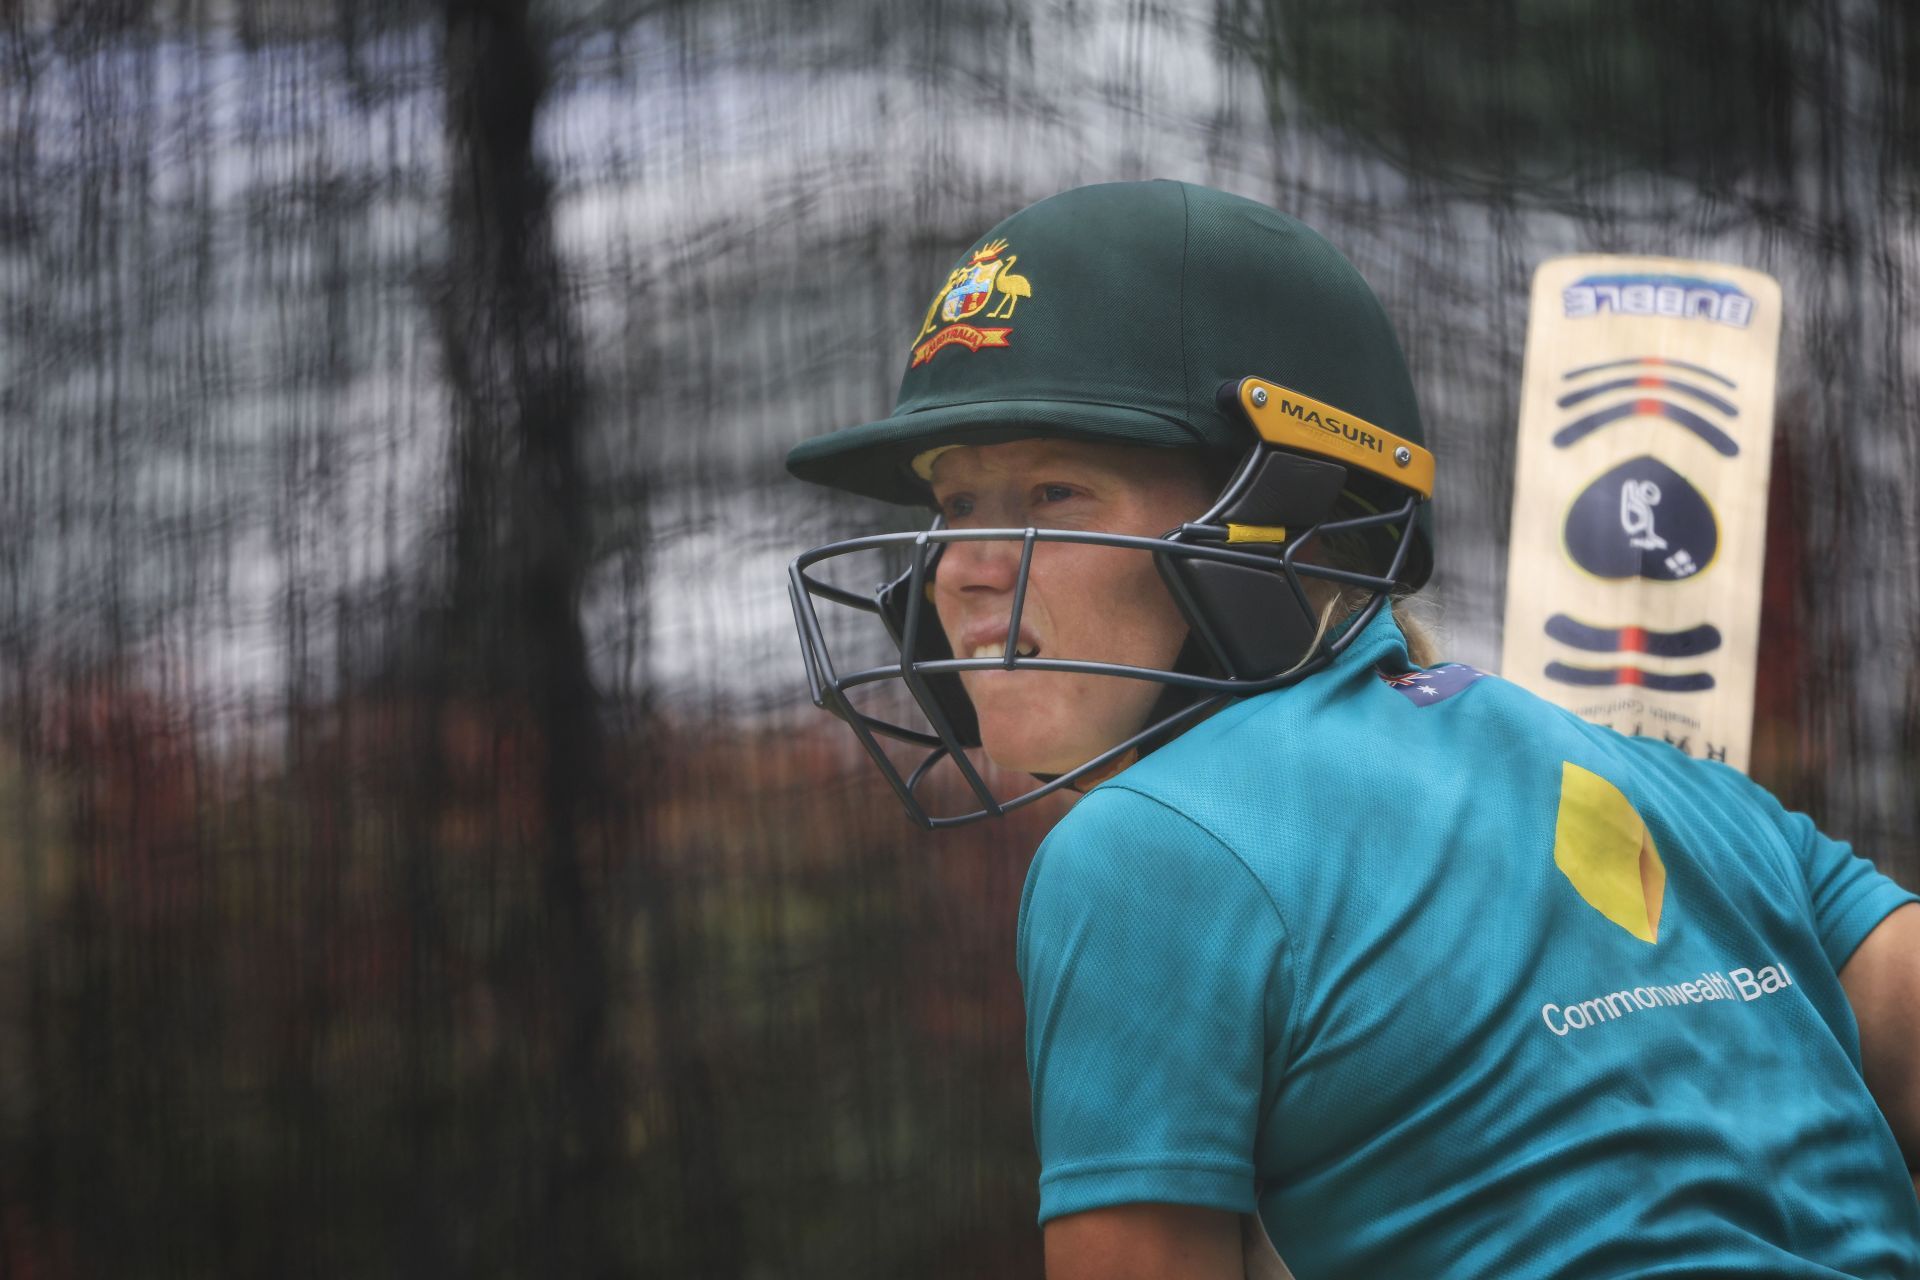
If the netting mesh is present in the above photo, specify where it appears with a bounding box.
[1,1,1915,1275]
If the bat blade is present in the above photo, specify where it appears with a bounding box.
[1500,256,1782,772]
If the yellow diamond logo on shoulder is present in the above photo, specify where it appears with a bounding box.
[1553,762,1667,944]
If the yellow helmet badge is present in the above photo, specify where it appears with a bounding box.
[911,239,1032,368]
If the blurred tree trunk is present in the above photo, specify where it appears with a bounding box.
[430,0,632,1273]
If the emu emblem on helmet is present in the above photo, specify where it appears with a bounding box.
[911,239,1033,368]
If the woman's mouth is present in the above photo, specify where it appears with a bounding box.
[966,640,1041,660]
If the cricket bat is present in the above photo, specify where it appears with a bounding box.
[1501,255,1783,772]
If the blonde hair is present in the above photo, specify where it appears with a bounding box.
[1286,519,1443,673]
[1284,584,1441,679]
[1391,596,1443,668]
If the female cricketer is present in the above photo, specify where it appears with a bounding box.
[784,180,1920,1278]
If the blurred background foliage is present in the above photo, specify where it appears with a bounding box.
[0,0,1915,1276]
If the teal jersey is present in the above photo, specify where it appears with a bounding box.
[1017,608,1920,1276]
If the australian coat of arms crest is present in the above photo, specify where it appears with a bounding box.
[911,239,1032,368]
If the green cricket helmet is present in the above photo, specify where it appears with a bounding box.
[786,179,1435,828]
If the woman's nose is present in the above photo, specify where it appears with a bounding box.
[934,534,1023,596]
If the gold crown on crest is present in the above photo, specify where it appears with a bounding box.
[971,238,1009,262]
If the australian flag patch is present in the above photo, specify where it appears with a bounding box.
[1378,663,1490,707]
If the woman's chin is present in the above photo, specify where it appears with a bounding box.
[976,718,1103,778]
[963,672,1160,778]
[981,742,1078,777]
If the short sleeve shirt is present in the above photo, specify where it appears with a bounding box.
[1016,608,1920,1276]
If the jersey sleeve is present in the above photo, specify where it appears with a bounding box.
[1770,800,1919,974]
[1015,784,1292,1225]
[1704,758,1920,973]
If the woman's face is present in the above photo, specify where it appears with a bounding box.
[927,439,1216,775]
